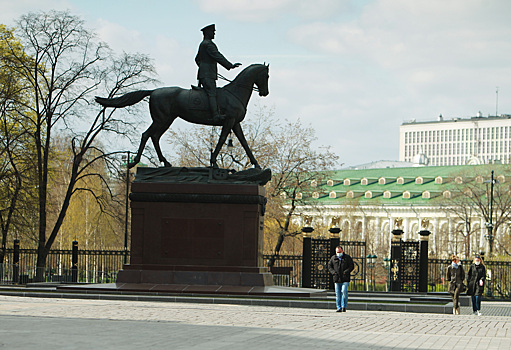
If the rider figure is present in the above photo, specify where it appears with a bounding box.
[195,24,241,124]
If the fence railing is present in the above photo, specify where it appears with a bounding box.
[3,247,510,299]
[263,254,302,287]
[1,248,128,285]
[428,258,511,299]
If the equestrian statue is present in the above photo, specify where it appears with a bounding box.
[96,24,269,170]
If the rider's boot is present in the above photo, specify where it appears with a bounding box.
[208,96,226,124]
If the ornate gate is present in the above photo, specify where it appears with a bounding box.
[302,238,366,290]
[391,240,420,292]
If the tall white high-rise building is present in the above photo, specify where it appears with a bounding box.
[400,113,511,166]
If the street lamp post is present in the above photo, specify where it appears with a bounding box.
[366,254,377,291]
[122,151,131,265]
[383,257,391,292]
[485,170,496,257]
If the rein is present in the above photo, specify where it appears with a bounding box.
[217,73,260,93]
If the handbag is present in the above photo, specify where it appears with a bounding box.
[460,283,467,293]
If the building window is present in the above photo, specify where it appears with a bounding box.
[361,178,368,185]
[443,190,451,199]
[327,179,334,186]
[403,191,411,199]
[475,176,484,184]
[347,191,354,198]
[311,180,317,187]
[365,191,372,198]
[435,176,443,184]
[343,179,351,186]
[280,192,287,199]
[383,190,391,199]
[378,177,386,185]
[397,177,404,184]
[329,191,336,198]
[415,177,423,184]
[422,191,431,199]
[497,175,506,183]
[296,193,303,199]
[312,192,319,199]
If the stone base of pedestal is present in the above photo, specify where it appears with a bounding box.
[117,264,273,287]
[57,282,324,297]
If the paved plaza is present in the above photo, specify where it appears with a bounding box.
[0,296,510,350]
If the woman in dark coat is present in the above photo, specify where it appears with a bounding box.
[446,254,465,315]
[467,255,486,316]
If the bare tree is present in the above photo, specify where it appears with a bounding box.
[439,166,511,258]
[3,11,157,279]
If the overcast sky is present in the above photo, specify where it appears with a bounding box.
[2,0,511,167]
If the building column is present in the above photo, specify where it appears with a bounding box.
[403,217,410,240]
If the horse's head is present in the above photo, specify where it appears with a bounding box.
[255,63,269,97]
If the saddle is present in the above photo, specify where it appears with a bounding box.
[188,86,225,111]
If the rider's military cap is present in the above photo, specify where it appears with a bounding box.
[201,24,215,32]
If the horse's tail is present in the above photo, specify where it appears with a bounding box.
[95,90,154,108]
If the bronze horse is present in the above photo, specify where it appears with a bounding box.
[96,63,269,168]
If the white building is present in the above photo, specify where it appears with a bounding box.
[295,165,509,259]
[400,113,511,166]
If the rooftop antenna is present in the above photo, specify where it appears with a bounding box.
[496,86,499,117]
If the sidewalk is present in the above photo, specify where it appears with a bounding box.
[0,296,509,349]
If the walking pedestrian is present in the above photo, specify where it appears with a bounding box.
[446,254,465,315]
[467,255,486,316]
[328,246,355,312]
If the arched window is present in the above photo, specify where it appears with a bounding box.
[415,177,423,184]
[422,191,430,199]
[361,178,368,185]
[311,180,318,187]
[312,192,319,199]
[365,191,372,198]
[329,191,336,198]
[455,176,463,184]
[378,177,386,185]
[327,179,334,186]
[435,176,443,184]
[475,175,484,184]
[443,190,451,199]
[343,179,351,186]
[497,175,506,183]
[383,190,391,199]
[295,193,302,199]
[346,191,354,198]
[403,191,411,199]
[397,177,404,185]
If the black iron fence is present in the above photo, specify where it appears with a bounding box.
[1,247,128,285]
[263,254,302,287]
[428,259,511,299]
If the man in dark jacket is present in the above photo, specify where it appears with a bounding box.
[195,24,241,123]
[328,246,355,312]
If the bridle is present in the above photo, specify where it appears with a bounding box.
[217,67,267,93]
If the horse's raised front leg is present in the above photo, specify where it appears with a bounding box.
[232,122,260,169]
[210,118,235,168]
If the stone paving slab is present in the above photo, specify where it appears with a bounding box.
[0,296,510,349]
